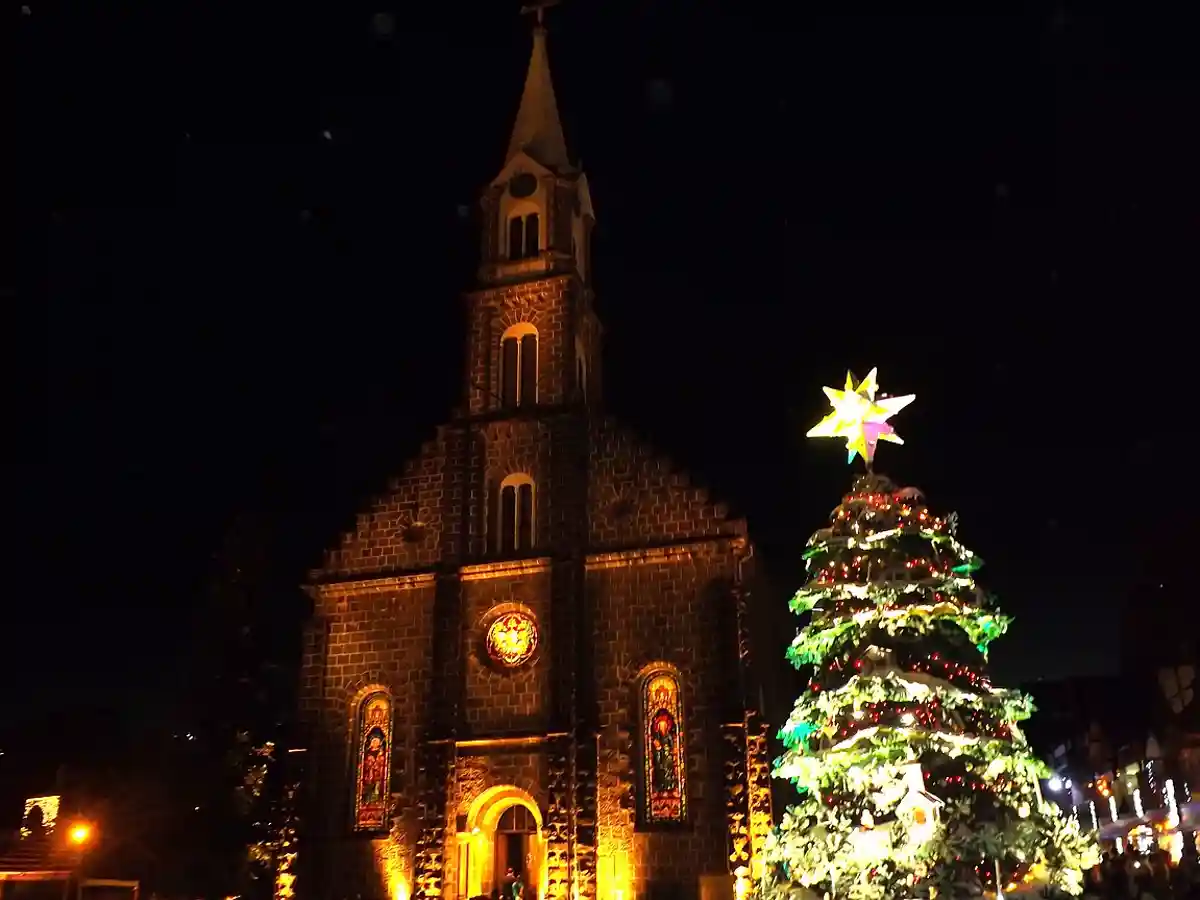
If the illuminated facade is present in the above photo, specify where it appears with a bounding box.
[297,17,772,900]
[20,796,60,839]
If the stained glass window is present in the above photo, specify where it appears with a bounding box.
[354,692,392,831]
[641,671,687,825]
[486,611,539,668]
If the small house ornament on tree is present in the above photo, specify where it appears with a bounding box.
[895,761,944,847]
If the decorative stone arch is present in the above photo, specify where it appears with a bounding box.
[466,784,545,833]
[632,660,691,829]
[343,676,394,744]
[346,679,392,717]
[459,784,547,900]
[497,307,546,331]
[628,659,691,702]
[501,322,539,342]
[499,471,535,489]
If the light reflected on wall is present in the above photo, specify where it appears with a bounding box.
[21,796,61,838]
[274,857,298,900]
[373,837,410,900]
[599,846,631,900]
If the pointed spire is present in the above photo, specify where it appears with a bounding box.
[506,13,570,170]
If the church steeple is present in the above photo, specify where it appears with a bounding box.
[465,3,601,418]
[505,17,570,170]
[476,5,594,290]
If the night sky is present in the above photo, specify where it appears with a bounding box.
[19,2,1200,751]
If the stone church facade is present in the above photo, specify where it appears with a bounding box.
[297,21,772,900]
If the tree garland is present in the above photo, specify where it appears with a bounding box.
[764,474,1099,900]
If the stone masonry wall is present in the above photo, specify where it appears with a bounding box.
[480,418,552,553]
[319,439,448,577]
[589,417,745,550]
[465,277,577,415]
[462,570,552,735]
[588,541,743,898]
[298,583,438,899]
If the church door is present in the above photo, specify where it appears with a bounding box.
[493,804,540,900]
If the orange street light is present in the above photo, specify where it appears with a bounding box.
[67,822,93,846]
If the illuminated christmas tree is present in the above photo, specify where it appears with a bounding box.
[764,370,1097,900]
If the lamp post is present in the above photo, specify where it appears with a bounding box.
[64,821,95,900]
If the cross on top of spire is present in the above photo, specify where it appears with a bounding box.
[506,0,570,169]
[519,0,560,27]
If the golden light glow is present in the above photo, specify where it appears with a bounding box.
[275,857,298,900]
[373,836,409,900]
[21,795,61,838]
[486,611,539,667]
[599,844,631,900]
[734,866,750,900]
[807,368,915,465]
[462,787,547,900]
[68,823,92,845]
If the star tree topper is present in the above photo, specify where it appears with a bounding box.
[807,368,915,466]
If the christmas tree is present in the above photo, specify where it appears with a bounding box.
[764,370,1097,900]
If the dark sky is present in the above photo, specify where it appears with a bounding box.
[17,2,1200,747]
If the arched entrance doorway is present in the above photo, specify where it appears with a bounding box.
[463,786,544,900]
[494,804,538,894]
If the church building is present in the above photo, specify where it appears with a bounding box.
[297,17,772,900]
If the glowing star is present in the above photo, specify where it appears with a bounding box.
[807,368,915,466]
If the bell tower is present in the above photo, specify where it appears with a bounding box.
[464,7,600,417]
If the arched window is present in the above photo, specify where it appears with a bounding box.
[353,691,393,831]
[496,473,535,555]
[500,323,538,408]
[507,213,540,260]
[639,669,688,826]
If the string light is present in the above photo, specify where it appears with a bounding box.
[771,461,1099,900]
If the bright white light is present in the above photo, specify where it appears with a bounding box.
[1064,779,1073,790]
[1048,776,1063,792]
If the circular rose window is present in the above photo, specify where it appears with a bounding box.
[485,611,539,668]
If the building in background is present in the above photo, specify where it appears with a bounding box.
[0,792,136,900]
[1022,675,1142,793]
[1020,570,1200,860]
[296,16,772,900]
